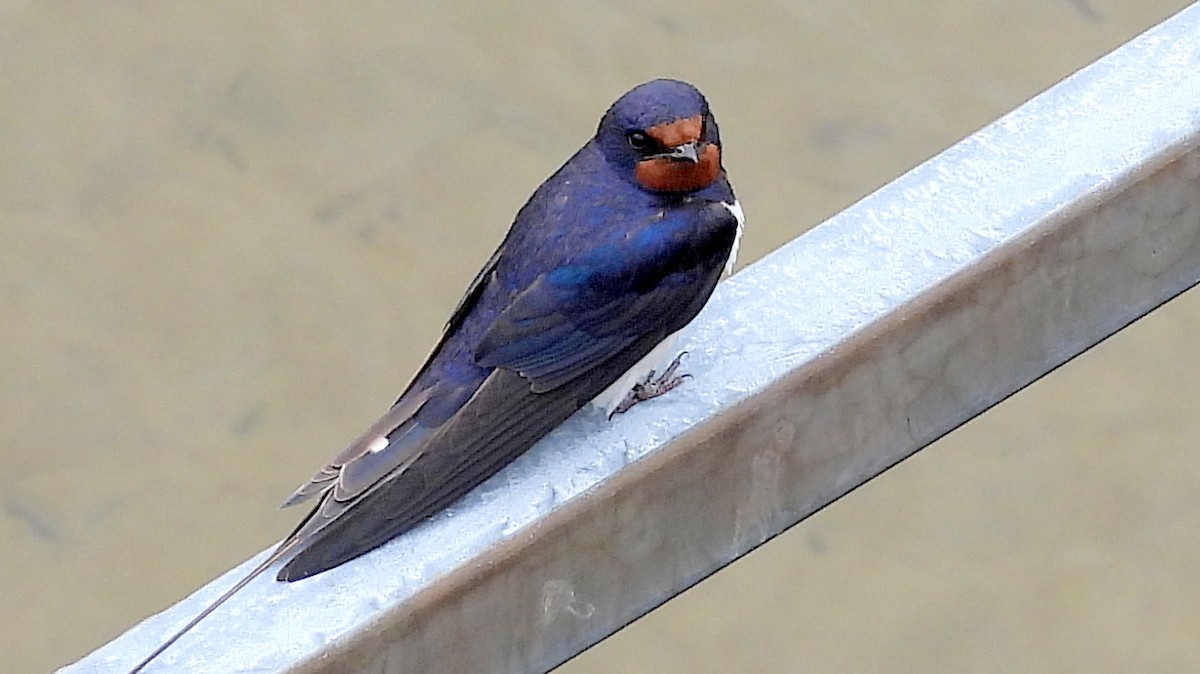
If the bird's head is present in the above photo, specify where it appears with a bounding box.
[596,79,723,194]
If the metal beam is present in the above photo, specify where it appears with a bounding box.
[63,4,1200,673]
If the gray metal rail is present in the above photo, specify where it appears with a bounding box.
[63,5,1200,673]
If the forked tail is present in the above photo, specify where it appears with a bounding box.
[127,538,300,673]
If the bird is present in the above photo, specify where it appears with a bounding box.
[127,77,743,673]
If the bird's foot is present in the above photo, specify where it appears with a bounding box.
[611,351,692,417]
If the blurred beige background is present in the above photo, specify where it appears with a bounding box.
[3,2,1197,672]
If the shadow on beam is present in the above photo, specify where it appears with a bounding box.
[64,5,1200,673]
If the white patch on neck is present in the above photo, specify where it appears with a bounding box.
[590,199,744,416]
[722,199,745,276]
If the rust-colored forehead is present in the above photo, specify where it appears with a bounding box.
[645,114,703,147]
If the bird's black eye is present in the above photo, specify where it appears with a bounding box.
[627,131,651,152]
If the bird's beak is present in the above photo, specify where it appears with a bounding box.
[660,141,700,164]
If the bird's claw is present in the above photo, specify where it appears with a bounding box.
[611,351,692,417]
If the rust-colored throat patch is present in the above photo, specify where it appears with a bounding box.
[634,114,721,193]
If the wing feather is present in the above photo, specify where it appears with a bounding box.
[277,200,740,580]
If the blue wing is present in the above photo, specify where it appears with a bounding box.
[475,198,739,391]
[277,198,738,580]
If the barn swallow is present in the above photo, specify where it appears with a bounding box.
[129,77,743,672]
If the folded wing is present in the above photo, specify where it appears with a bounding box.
[277,198,740,580]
